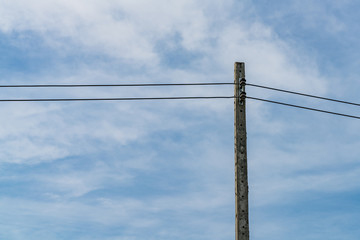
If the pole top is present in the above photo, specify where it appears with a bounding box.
[234,62,245,78]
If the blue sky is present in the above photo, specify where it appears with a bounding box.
[0,0,360,239]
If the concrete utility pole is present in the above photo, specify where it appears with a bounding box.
[234,62,249,240]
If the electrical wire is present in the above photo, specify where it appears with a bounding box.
[0,82,234,88]
[246,96,360,120]
[246,83,360,107]
[0,96,235,102]
[0,79,359,120]
[2,81,359,108]
[0,93,359,120]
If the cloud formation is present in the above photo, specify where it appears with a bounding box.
[1,0,357,240]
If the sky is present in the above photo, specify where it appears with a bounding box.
[0,0,360,239]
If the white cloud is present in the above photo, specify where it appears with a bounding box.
[0,0,229,64]
[0,0,328,94]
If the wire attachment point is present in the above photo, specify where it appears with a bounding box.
[240,78,246,101]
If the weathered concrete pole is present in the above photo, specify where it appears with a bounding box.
[234,62,249,240]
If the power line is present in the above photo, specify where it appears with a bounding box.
[3,81,359,110]
[0,82,234,88]
[0,94,359,120]
[246,83,360,107]
[246,96,360,120]
[0,96,235,102]
[0,87,358,120]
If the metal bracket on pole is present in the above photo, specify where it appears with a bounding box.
[234,62,249,240]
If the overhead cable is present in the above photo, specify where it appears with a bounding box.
[246,83,360,107]
[1,93,359,120]
[0,82,234,88]
[246,96,360,120]
[0,96,235,102]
